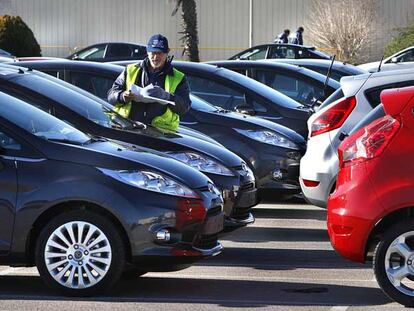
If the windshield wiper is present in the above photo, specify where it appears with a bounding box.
[46,138,88,146]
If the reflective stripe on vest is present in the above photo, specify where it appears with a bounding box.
[113,64,185,131]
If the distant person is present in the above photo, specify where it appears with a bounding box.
[274,29,290,44]
[107,34,190,132]
[291,27,304,45]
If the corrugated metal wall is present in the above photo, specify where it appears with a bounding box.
[1,0,413,62]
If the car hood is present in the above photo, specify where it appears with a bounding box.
[193,109,305,144]
[40,139,211,189]
[177,125,223,146]
[129,126,243,168]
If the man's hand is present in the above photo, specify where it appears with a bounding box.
[143,85,171,101]
[122,90,144,102]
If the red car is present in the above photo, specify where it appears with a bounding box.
[327,85,414,306]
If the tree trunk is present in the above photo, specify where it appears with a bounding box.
[172,0,200,62]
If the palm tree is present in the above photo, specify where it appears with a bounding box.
[171,0,200,62]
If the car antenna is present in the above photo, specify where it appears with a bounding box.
[310,54,336,111]
[377,55,384,72]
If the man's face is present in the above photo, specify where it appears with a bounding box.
[148,51,168,71]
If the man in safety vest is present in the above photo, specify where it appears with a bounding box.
[107,34,191,131]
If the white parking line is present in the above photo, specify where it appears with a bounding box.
[329,307,349,311]
[0,267,25,275]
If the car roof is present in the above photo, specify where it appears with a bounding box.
[266,59,367,74]
[15,59,125,72]
[207,60,340,88]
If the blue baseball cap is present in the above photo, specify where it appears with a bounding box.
[147,34,169,53]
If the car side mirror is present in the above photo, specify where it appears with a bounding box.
[72,54,79,60]
[391,57,398,63]
[235,105,256,116]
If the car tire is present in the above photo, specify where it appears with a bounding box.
[35,209,126,296]
[374,220,414,306]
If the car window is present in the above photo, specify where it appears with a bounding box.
[364,80,414,108]
[106,44,133,58]
[0,130,21,151]
[237,47,267,60]
[186,74,246,110]
[11,74,112,127]
[254,69,324,105]
[70,71,114,100]
[269,46,297,59]
[301,66,344,82]
[395,49,414,62]
[0,94,90,144]
[78,44,107,60]
[190,95,219,112]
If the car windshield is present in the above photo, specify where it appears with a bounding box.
[190,94,219,112]
[0,92,90,144]
[12,73,136,130]
[217,67,303,109]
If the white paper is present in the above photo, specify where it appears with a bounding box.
[130,84,175,106]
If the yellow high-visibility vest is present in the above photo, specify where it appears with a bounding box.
[114,64,185,131]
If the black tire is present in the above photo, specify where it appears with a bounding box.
[374,220,414,307]
[35,209,126,296]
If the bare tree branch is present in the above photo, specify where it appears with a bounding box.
[308,0,377,63]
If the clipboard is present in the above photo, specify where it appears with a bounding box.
[130,84,175,106]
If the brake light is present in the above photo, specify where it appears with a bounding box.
[176,199,206,230]
[338,115,401,168]
[302,179,320,187]
[311,96,356,137]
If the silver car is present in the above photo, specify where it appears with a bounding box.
[358,46,414,72]
[300,69,414,208]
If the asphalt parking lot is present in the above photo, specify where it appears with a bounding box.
[0,200,407,310]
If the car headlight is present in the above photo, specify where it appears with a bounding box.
[98,168,200,198]
[167,152,234,176]
[235,129,299,149]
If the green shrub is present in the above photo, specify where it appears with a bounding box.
[0,15,41,57]
[384,23,414,58]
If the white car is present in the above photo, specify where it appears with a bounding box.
[300,69,414,208]
[358,46,414,72]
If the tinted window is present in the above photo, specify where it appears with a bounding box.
[365,80,414,108]
[0,130,20,150]
[187,74,246,110]
[269,46,297,59]
[0,93,89,144]
[254,70,325,105]
[237,47,267,60]
[217,67,302,109]
[106,44,132,58]
[12,74,111,127]
[70,71,114,100]
[78,45,107,60]
[394,49,414,62]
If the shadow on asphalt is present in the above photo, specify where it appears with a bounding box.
[252,207,326,221]
[198,247,366,270]
[0,275,391,307]
[222,226,329,243]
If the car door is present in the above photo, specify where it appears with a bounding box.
[0,128,19,252]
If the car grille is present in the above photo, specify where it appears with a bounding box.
[194,234,218,250]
